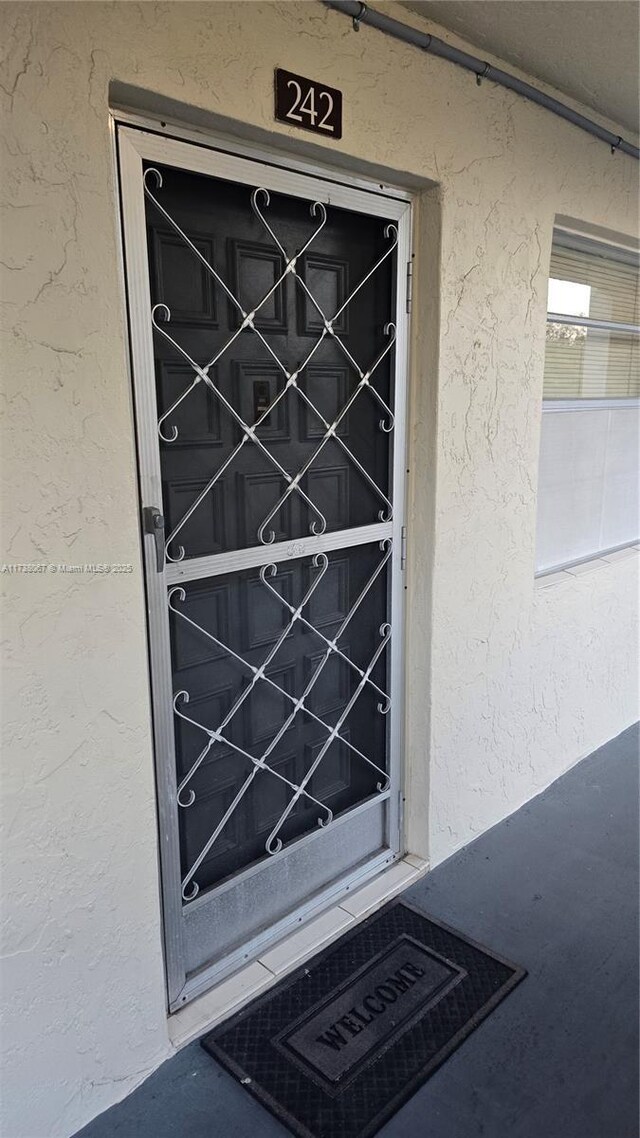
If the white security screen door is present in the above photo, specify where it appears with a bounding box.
[117,125,410,1010]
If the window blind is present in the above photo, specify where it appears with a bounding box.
[544,241,640,399]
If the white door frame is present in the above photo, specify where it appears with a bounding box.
[115,121,412,1011]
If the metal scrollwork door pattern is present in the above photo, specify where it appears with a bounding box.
[118,126,411,1008]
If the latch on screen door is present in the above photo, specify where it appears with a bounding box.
[143,506,165,572]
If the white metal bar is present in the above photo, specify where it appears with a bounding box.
[119,127,408,220]
[116,130,186,1008]
[535,538,640,578]
[165,522,393,583]
[386,201,411,858]
[542,397,640,412]
[112,111,414,205]
[547,312,640,335]
[553,225,640,268]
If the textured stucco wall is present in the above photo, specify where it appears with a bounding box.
[1,3,638,1135]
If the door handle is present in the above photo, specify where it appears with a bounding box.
[143,506,165,573]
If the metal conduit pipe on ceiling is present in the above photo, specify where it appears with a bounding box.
[323,0,640,161]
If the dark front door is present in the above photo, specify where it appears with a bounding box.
[119,127,410,1007]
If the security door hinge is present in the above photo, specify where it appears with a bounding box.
[400,525,408,571]
[143,506,165,573]
[406,259,413,314]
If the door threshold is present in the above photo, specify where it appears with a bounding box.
[168,854,429,1049]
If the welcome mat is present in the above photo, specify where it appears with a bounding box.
[201,899,526,1138]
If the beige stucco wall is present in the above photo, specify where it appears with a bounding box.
[1,3,638,1135]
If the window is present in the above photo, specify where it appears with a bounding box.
[544,241,639,400]
[536,231,640,574]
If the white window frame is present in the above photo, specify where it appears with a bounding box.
[543,227,640,410]
[536,227,640,575]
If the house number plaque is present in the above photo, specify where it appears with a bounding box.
[275,69,343,139]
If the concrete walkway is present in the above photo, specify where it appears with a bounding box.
[76,723,639,1138]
